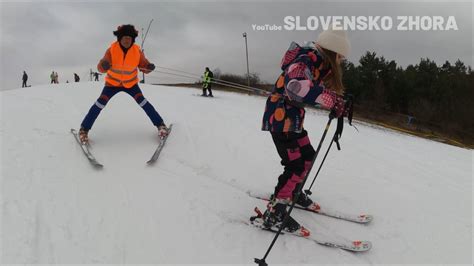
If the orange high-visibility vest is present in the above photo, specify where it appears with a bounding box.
[105,42,140,88]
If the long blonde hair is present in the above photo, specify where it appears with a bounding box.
[317,46,345,95]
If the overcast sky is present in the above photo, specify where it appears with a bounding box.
[0,0,472,90]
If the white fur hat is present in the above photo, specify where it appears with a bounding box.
[316,27,351,57]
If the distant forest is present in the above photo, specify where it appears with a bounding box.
[342,52,473,145]
[212,52,473,146]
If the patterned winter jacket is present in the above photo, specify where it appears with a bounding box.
[262,42,340,133]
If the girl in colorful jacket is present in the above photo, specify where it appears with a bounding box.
[261,28,350,234]
[78,25,168,144]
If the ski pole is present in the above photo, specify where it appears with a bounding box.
[305,95,355,195]
[304,130,338,195]
[254,113,335,266]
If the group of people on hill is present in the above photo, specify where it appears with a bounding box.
[50,71,59,84]
[76,24,352,234]
[21,71,88,87]
[52,72,80,83]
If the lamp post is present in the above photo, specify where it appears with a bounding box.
[141,19,154,84]
[243,32,250,87]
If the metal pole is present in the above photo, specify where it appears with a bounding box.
[141,19,154,84]
[254,115,335,266]
[305,132,336,195]
[243,32,250,87]
[141,28,145,83]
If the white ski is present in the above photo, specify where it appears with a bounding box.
[249,207,372,252]
[248,191,373,224]
[147,124,173,164]
[70,128,103,168]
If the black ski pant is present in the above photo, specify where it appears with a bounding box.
[202,83,212,96]
[270,129,316,200]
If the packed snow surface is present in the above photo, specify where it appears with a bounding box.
[1,82,472,264]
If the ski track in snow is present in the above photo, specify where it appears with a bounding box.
[1,82,472,264]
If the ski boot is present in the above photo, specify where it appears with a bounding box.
[262,199,310,237]
[294,192,321,212]
[157,123,170,140]
[79,128,89,144]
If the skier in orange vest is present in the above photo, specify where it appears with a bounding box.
[78,24,168,144]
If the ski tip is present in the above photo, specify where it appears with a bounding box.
[351,240,372,251]
[300,226,311,237]
[358,214,374,223]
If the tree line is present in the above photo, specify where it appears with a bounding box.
[342,52,473,144]
[212,52,473,145]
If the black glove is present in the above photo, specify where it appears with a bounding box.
[101,60,111,71]
[343,94,354,125]
[333,95,346,118]
[147,63,155,71]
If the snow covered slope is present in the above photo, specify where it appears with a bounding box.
[1,82,472,264]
